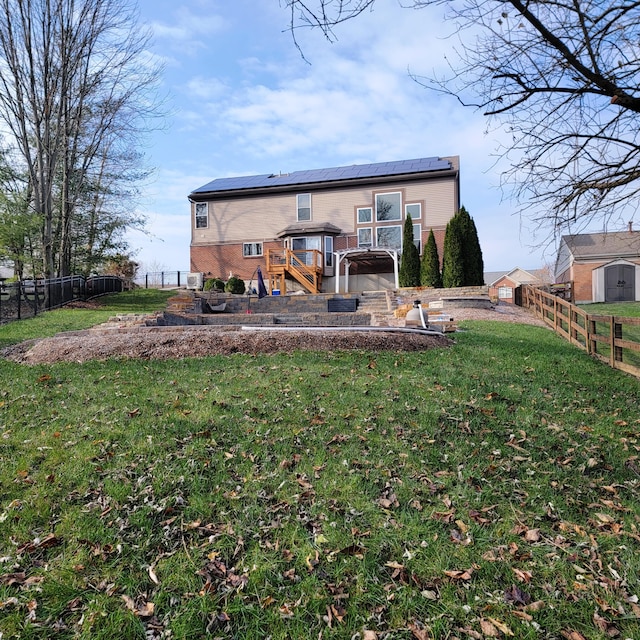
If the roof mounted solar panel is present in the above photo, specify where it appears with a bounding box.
[190,156,454,196]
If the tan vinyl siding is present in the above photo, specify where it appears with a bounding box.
[191,177,458,246]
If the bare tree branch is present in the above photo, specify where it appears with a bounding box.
[284,0,640,238]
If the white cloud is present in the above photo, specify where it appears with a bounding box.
[130,0,553,272]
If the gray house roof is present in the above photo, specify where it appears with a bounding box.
[561,230,640,260]
[190,157,457,199]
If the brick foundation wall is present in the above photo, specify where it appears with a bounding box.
[191,241,281,281]
[191,226,447,284]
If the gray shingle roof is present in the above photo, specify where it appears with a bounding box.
[562,231,640,259]
[191,157,453,195]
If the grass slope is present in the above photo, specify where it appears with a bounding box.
[0,297,639,639]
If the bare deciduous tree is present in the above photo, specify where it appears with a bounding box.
[283,0,640,236]
[0,0,161,278]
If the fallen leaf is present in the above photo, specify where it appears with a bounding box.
[504,584,531,605]
[121,594,136,611]
[524,528,541,542]
[513,568,533,583]
[408,621,431,640]
[148,566,160,585]
[560,632,587,640]
[487,617,514,636]
[480,618,499,637]
[444,568,474,581]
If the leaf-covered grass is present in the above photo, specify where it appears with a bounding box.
[0,288,174,348]
[0,315,639,639]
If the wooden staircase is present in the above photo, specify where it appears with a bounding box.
[266,248,323,294]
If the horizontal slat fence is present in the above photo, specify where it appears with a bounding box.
[521,285,640,378]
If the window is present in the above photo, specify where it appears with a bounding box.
[376,192,401,221]
[406,203,421,220]
[413,224,421,253]
[292,236,321,266]
[195,202,208,229]
[358,227,372,248]
[357,207,372,223]
[324,236,333,268]
[243,242,263,257]
[376,225,402,249]
[498,286,513,299]
[297,193,311,221]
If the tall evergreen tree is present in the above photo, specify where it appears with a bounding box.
[441,213,464,288]
[442,206,485,287]
[459,206,484,285]
[421,228,442,288]
[399,214,421,287]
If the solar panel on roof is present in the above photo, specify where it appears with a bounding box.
[191,157,453,195]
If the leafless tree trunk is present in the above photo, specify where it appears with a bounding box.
[0,0,161,278]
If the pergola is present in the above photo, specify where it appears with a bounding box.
[333,248,399,293]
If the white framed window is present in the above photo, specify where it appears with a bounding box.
[358,227,372,248]
[357,207,372,223]
[243,242,263,257]
[406,203,421,220]
[324,236,333,268]
[376,192,402,221]
[297,193,311,221]
[413,224,422,253]
[376,225,402,249]
[195,202,208,229]
[498,286,513,299]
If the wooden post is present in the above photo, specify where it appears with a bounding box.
[614,321,623,363]
[609,316,616,368]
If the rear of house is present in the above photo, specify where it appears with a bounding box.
[555,228,640,303]
[189,156,460,293]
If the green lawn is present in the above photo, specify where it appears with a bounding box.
[579,300,640,317]
[0,297,639,639]
[0,289,174,349]
[579,301,640,369]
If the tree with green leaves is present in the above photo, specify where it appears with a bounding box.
[0,0,161,278]
[421,228,442,288]
[399,214,421,287]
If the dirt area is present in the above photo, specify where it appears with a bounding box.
[1,303,546,364]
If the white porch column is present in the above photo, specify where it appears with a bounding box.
[392,250,399,289]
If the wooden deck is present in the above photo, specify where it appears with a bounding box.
[266,248,323,294]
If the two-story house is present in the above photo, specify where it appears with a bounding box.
[189,156,460,293]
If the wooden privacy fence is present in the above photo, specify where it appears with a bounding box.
[521,285,640,379]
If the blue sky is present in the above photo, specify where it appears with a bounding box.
[129,0,555,274]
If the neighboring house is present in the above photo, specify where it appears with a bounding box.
[486,267,545,304]
[555,227,640,303]
[189,156,460,293]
